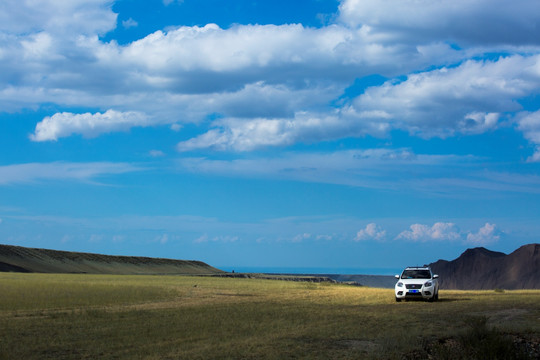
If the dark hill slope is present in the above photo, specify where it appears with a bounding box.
[430,243,540,290]
[0,244,223,275]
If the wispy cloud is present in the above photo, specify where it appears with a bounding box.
[177,149,540,195]
[0,162,142,185]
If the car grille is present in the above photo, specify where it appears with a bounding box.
[405,284,422,289]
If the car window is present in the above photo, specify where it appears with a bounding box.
[401,269,431,279]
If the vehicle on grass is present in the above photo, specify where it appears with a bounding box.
[394,266,439,302]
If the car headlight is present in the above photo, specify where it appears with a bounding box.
[397,282,403,287]
[424,281,432,287]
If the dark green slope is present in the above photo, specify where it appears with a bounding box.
[0,244,223,275]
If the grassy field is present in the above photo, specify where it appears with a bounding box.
[0,273,539,359]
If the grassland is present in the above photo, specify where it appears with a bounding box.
[0,273,538,359]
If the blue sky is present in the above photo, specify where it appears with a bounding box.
[1,0,540,274]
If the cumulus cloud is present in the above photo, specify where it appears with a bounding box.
[355,223,386,241]
[176,55,540,151]
[30,110,151,141]
[176,111,388,152]
[397,222,461,242]
[351,55,540,138]
[466,223,500,245]
[0,0,539,160]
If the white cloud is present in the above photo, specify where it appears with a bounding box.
[30,110,151,141]
[338,0,540,46]
[176,55,540,151]
[355,223,386,241]
[0,0,539,162]
[178,149,540,194]
[194,234,238,243]
[293,233,312,242]
[466,223,500,245]
[176,111,388,152]
[0,162,141,185]
[517,110,540,162]
[0,0,116,36]
[122,18,138,29]
[155,234,169,244]
[351,55,540,138]
[149,150,166,157]
[397,222,461,242]
[163,0,183,5]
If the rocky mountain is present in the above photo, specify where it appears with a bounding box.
[430,243,540,290]
[0,244,223,275]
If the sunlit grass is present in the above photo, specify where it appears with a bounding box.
[0,273,538,359]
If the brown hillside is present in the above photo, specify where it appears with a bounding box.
[430,243,540,290]
[0,244,224,275]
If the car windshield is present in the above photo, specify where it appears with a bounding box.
[401,269,431,279]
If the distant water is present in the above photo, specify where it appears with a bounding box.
[218,266,402,276]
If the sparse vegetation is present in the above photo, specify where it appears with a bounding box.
[0,273,538,359]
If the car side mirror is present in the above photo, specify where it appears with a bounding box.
[433,274,439,279]
[395,275,400,279]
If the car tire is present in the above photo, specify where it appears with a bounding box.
[395,297,401,302]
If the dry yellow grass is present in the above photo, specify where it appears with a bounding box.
[0,273,538,359]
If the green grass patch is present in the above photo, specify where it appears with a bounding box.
[0,273,538,359]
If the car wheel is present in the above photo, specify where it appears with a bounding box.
[395,297,401,302]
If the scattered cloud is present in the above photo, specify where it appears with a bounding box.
[355,223,386,241]
[155,234,169,244]
[293,233,312,242]
[194,234,239,243]
[397,222,461,242]
[466,223,501,245]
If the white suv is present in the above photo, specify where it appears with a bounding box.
[394,266,439,302]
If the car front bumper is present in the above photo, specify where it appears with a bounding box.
[395,285,436,300]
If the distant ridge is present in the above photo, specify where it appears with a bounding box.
[430,243,540,290]
[0,244,224,275]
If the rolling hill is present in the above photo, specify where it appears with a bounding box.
[0,244,224,275]
[430,243,540,290]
